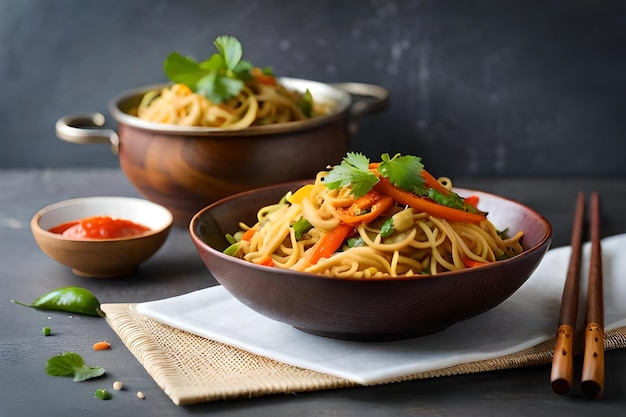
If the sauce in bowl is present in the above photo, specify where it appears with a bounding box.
[49,216,150,239]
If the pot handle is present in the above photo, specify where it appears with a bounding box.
[55,112,120,154]
[330,82,390,136]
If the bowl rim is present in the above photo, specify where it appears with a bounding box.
[32,196,174,242]
[189,180,553,283]
[108,77,353,137]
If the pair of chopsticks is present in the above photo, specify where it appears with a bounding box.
[550,192,604,397]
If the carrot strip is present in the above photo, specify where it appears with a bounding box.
[343,195,393,225]
[255,74,277,86]
[309,223,354,264]
[421,169,450,196]
[251,67,277,86]
[464,195,480,209]
[335,191,394,225]
[462,257,489,268]
[241,229,256,241]
[347,190,382,213]
[254,255,274,267]
[373,177,486,224]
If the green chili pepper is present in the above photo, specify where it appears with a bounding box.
[12,286,104,317]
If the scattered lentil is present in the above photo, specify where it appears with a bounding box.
[92,341,111,351]
[113,381,123,391]
[137,391,145,399]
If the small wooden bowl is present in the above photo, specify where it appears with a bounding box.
[31,197,173,278]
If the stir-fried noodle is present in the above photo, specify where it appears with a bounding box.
[227,171,524,278]
[136,81,329,129]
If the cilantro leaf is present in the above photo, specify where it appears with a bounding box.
[198,53,226,71]
[322,152,379,198]
[378,153,424,194]
[233,60,254,80]
[162,35,252,104]
[46,352,105,382]
[196,72,244,103]
[214,35,243,70]
[163,52,207,86]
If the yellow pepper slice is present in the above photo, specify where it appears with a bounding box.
[287,184,315,204]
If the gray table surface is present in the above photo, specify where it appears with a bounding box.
[1,169,626,417]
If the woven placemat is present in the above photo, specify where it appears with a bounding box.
[101,303,626,406]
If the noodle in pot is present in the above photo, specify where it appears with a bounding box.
[136,81,330,128]
[136,36,332,129]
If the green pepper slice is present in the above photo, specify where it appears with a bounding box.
[292,217,313,241]
[12,286,104,317]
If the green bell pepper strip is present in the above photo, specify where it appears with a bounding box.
[12,286,104,317]
[292,217,313,241]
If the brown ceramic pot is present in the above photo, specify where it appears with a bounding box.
[56,78,389,226]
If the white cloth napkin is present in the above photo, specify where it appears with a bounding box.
[136,234,626,385]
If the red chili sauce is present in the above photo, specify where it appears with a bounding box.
[49,216,151,239]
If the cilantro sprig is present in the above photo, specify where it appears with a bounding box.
[46,352,105,382]
[323,152,472,212]
[322,152,379,197]
[322,152,424,198]
[163,35,256,104]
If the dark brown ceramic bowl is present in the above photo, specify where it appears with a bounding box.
[55,78,389,227]
[189,181,553,341]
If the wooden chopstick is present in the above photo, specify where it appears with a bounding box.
[581,192,604,397]
[550,192,605,397]
[550,192,586,395]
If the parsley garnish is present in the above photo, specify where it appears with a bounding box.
[45,352,105,382]
[163,35,254,104]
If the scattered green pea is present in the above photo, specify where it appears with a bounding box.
[42,326,51,336]
[94,388,112,400]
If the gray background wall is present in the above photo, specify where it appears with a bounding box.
[2,0,625,177]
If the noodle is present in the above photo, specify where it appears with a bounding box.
[135,80,330,129]
[226,171,524,279]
